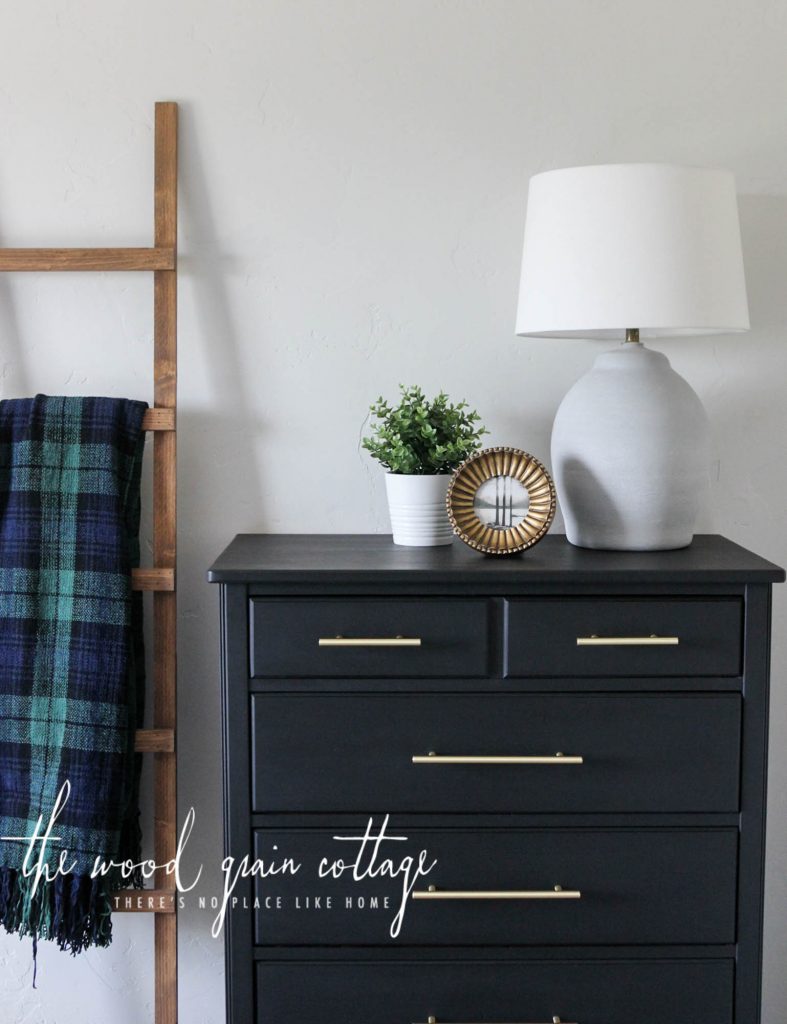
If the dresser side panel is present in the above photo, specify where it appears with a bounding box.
[220,583,255,1024]
[736,582,773,1023]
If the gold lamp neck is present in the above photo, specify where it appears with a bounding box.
[625,328,641,344]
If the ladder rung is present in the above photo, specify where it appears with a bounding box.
[0,246,175,272]
[112,890,177,914]
[131,567,175,591]
[142,407,176,431]
[135,728,175,753]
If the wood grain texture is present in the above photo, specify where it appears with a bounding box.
[153,99,178,1024]
[143,407,176,431]
[0,99,180,1023]
[131,567,175,591]
[135,728,176,753]
[0,247,174,271]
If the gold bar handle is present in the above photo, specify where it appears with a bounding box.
[419,1018,573,1024]
[418,1018,573,1024]
[413,885,580,900]
[318,635,422,647]
[412,752,583,765]
[576,634,679,646]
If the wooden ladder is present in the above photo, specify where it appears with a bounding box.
[0,102,179,1024]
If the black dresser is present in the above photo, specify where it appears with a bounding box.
[208,533,784,1024]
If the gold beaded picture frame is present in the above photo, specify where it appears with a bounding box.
[446,446,556,555]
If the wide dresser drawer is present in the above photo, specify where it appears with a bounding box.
[250,598,489,677]
[255,958,734,1023]
[251,693,741,813]
[253,828,737,946]
[506,598,742,677]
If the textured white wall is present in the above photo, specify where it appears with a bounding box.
[1,1,786,1020]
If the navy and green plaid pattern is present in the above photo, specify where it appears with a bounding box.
[0,395,146,954]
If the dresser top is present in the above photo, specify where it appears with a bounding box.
[207,533,785,584]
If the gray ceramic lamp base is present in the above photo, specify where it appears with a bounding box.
[551,343,711,551]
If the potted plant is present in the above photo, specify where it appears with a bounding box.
[363,385,487,546]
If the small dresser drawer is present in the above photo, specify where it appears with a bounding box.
[249,598,489,677]
[253,828,737,946]
[506,597,742,677]
[251,693,741,813]
[256,959,734,1024]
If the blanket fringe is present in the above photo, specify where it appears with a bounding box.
[0,815,143,964]
[0,868,119,956]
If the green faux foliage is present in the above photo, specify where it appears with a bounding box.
[362,384,488,475]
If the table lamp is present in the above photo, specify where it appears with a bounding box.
[515,163,749,550]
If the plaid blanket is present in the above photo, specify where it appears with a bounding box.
[0,395,147,956]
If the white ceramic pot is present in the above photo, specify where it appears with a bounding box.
[551,343,710,551]
[384,473,454,547]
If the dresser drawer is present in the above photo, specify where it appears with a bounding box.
[249,598,489,677]
[256,959,733,1024]
[251,693,740,813]
[253,828,737,946]
[506,598,742,677]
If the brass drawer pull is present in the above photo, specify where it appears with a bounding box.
[413,885,581,900]
[418,1018,573,1024]
[576,634,679,646]
[318,635,422,647]
[412,752,583,765]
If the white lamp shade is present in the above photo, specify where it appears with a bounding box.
[515,163,749,339]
